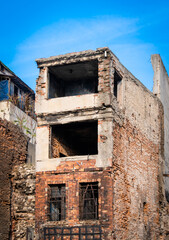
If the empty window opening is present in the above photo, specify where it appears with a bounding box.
[14,85,18,96]
[114,70,122,99]
[48,60,98,98]
[48,184,66,221]
[79,182,98,220]
[50,121,98,158]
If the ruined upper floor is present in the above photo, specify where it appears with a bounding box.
[35,47,166,171]
[35,47,162,144]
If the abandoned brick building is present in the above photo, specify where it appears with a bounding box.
[1,48,169,240]
[35,47,169,239]
[0,62,36,240]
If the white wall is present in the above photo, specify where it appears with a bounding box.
[0,101,36,144]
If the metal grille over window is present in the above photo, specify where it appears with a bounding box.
[48,184,66,221]
[79,182,98,220]
[44,226,102,240]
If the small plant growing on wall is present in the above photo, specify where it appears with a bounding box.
[8,93,36,142]
[8,93,35,118]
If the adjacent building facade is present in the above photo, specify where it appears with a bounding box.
[0,61,36,145]
[0,62,36,240]
[35,47,169,239]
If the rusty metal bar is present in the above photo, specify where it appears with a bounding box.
[48,184,66,221]
[44,226,102,240]
[79,183,98,220]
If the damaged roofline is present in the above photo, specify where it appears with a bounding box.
[35,47,119,66]
[0,60,34,95]
[35,47,162,103]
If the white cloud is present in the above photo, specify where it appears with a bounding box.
[10,16,154,90]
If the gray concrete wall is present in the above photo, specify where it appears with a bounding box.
[110,51,162,144]
[27,142,36,165]
[123,75,161,144]
[152,54,169,201]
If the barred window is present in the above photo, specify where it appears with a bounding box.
[79,182,98,220]
[48,184,66,221]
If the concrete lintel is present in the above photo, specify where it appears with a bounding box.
[35,93,111,115]
[36,155,97,172]
[37,110,114,126]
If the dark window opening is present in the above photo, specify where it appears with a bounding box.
[79,182,98,220]
[0,79,9,101]
[0,65,4,71]
[114,70,122,98]
[48,60,98,98]
[165,190,169,203]
[50,121,98,158]
[0,77,9,80]
[48,184,66,221]
[14,85,18,96]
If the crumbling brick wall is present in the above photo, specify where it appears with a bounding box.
[35,118,165,240]
[0,118,27,240]
[0,118,35,240]
[35,165,114,240]
[12,164,35,240]
[35,47,168,240]
[113,119,164,239]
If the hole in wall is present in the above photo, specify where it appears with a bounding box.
[48,60,98,98]
[50,120,98,158]
[114,70,122,99]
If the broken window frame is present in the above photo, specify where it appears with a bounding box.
[48,184,66,221]
[79,182,98,220]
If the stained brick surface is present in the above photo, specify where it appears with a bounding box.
[0,118,35,240]
[112,120,163,239]
[35,119,164,239]
[35,48,168,240]
[35,168,113,239]
[0,118,28,240]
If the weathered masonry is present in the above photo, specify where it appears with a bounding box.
[0,118,35,240]
[35,47,169,239]
[0,62,36,240]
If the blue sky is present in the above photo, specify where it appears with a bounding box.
[1,0,169,91]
